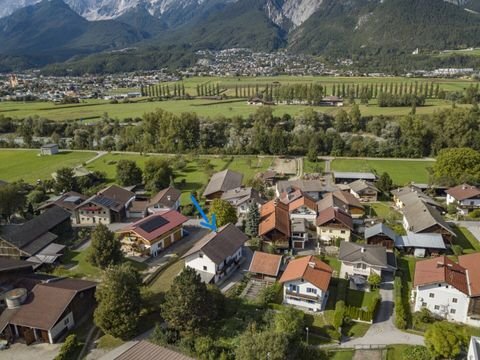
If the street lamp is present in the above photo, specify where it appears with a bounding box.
[305,326,309,344]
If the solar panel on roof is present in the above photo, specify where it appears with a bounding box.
[94,196,120,208]
[139,216,169,233]
[64,196,80,203]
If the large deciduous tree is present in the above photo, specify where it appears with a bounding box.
[209,199,238,227]
[433,147,480,186]
[143,158,174,192]
[424,321,467,359]
[94,263,142,339]
[377,172,394,193]
[0,183,26,222]
[54,167,78,193]
[116,159,143,186]
[87,224,123,269]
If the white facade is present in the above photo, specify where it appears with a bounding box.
[468,337,480,360]
[290,206,317,226]
[49,311,74,343]
[185,246,243,284]
[446,193,480,215]
[148,199,180,213]
[76,206,112,225]
[413,283,470,323]
[339,261,382,279]
[317,226,351,244]
[283,280,326,312]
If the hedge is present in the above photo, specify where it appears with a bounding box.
[336,279,348,303]
[333,300,345,329]
[54,334,78,360]
[344,305,375,323]
[394,276,407,329]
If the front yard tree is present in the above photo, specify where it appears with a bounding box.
[367,273,382,290]
[161,267,212,335]
[425,321,467,359]
[0,182,26,222]
[377,172,394,194]
[245,203,260,237]
[87,224,123,269]
[143,158,174,192]
[116,159,143,186]
[236,323,289,360]
[432,147,480,185]
[94,263,142,339]
[54,167,77,193]
[209,199,238,227]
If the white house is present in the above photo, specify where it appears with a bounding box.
[279,256,332,312]
[468,336,480,360]
[446,184,480,215]
[40,144,59,156]
[316,207,353,244]
[220,187,265,216]
[182,224,248,284]
[147,187,181,214]
[412,254,480,326]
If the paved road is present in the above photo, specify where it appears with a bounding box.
[454,221,480,243]
[340,275,424,347]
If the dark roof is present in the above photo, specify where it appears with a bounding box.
[0,206,71,255]
[0,258,34,273]
[96,185,135,211]
[38,192,87,212]
[203,170,243,197]
[446,184,480,201]
[403,201,455,236]
[338,242,388,268]
[365,223,398,242]
[182,224,248,264]
[148,187,181,208]
[41,278,97,292]
[114,340,195,360]
[316,207,353,230]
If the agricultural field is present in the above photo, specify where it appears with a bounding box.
[0,149,95,183]
[85,153,273,204]
[331,158,435,184]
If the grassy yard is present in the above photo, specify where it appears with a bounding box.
[386,345,410,360]
[148,259,185,294]
[96,334,124,349]
[364,202,401,220]
[331,158,434,185]
[328,350,355,360]
[0,149,95,183]
[346,288,380,309]
[304,159,325,174]
[318,255,342,275]
[452,226,480,253]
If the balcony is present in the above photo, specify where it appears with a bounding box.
[285,290,320,301]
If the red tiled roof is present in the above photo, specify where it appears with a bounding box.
[279,256,332,291]
[446,184,480,201]
[316,207,353,230]
[118,210,188,243]
[459,252,480,297]
[248,251,283,277]
[414,256,469,295]
[259,200,290,237]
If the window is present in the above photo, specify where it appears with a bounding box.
[341,230,346,234]
[64,317,69,325]
[452,298,458,303]
[306,288,317,294]
[434,305,440,310]
[199,253,203,258]
[450,309,456,314]
[429,293,435,298]
[290,284,298,292]
[203,266,207,271]
[422,302,427,307]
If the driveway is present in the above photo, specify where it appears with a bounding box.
[340,274,424,347]
[218,247,253,293]
[1,342,61,360]
[454,221,480,243]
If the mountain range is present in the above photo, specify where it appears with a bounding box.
[2,0,480,71]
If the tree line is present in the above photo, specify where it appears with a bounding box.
[141,83,187,98]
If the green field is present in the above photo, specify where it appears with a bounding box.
[86,153,273,204]
[331,158,434,184]
[0,149,95,183]
[0,76,475,121]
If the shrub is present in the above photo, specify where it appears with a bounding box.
[336,279,348,302]
[333,301,345,329]
[452,244,463,256]
[394,276,407,329]
[54,334,78,360]
[258,282,283,306]
[403,345,430,360]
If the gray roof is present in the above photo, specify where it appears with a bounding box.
[398,191,441,209]
[203,170,243,197]
[365,223,399,242]
[349,179,379,194]
[182,224,248,264]
[277,179,326,194]
[291,218,308,233]
[41,144,58,149]
[338,242,388,268]
[395,231,446,250]
[0,258,34,272]
[221,187,264,207]
[148,187,181,208]
[333,172,377,181]
[111,340,194,360]
[0,206,71,256]
[403,201,454,236]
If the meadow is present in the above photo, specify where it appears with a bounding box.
[0,76,474,121]
[331,158,435,184]
[0,149,95,183]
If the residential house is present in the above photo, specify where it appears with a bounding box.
[279,256,332,312]
[117,211,188,257]
[38,192,88,222]
[106,340,195,360]
[147,187,181,214]
[349,180,379,202]
[317,191,365,219]
[320,96,344,107]
[316,207,353,244]
[0,206,71,263]
[182,224,248,284]
[395,232,446,257]
[40,144,58,156]
[248,251,283,281]
[468,336,480,360]
[74,185,135,225]
[333,172,377,185]
[365,223,398,250]
[446,184,480,215]
[256,170,279,186]
[276,179,331,201]
[283,190,318,225]
[0,278,96,344]
[0,258,34,284]
[402,201,455,243]
[412,254,480,326]
[392,186,443,211]
[259,200,291,249]
[203,169,243,202]
[221,187,265,216]
[339,242,394,289]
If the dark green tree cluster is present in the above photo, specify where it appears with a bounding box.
[377,93,426,107]
[272,83,324,105]
[432,147,480,185]
[87,223,124,269]
[245,203,260,237]
[209,199,238,227]
[143,83,186,98]
[143,157,174,192]
[0,182,26,222]
[116,159,143,186]
[196,83,221,97]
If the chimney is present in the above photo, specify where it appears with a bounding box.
[361,247,366,253]
[308,261,316,269]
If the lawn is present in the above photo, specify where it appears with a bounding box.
[148,259,185,294]
[304,159,325,174]
[346,288,380,309]
[364,202,402,221]
[0,149,95,183]
[328,350,355,360]
[452,226,480,253]
[86,153,272,205]
[386,345,410,360]
[331,158,434,184]
[318,255,342,275]
[96,334,124,349]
